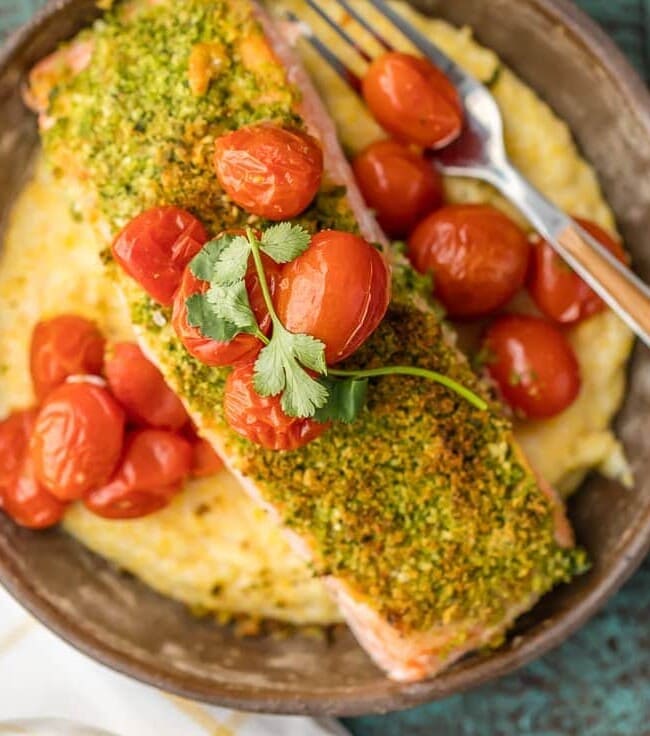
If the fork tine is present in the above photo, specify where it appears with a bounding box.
[284,10,363,93]
[329,0,393,52]
[304,0,373,62]
[365,0,481,93]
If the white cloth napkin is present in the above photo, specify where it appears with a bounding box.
[0,586,349,736]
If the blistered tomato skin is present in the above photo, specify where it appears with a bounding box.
[30,315,105,402]
[276,231,391,365]
[4,457,67,529]
[0,408,67,528]
[30,382,125,501]
[106,342,189,430]
[112,206,208,306]
[362,52,463,149]
[172,253,281,368]
[352,140,443,238]
[408,204,530,319]
[483,314,581,419]
[225,363,328,451]
[0,409,38,499]
[191,438,225,478]
[213,123,323,220]
[84,429,192,519]
[527,218,628,325]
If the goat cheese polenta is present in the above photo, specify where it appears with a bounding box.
[0,2,633,624]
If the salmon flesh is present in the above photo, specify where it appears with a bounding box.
[28,0,587,681]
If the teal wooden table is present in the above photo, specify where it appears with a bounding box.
[1,2,649,734]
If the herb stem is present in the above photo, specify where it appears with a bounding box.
[248,227,280,329]
[247,227,486,412]
[329,366,488,411]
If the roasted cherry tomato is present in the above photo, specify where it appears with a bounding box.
[4,457,67,529]
[106,342,189,430]
[84,429,192,519]
[352,139,443,238]
[172,252,281,367]
[213,123,323,220]
[191,438,225,478]
[0,409,38,500]
[275,231,391,365]
[30,382,125,501]
[408,204,530,319]
[482,314,581,419]
[0,406,67,528]
[527,217,628,325]
[30,315,105,402]
[224,363,328,451]
[112,206,208,306]
[362,52,463,149]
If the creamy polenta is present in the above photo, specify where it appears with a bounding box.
[0,1,633,624]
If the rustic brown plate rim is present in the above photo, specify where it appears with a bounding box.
[0,0,649,717]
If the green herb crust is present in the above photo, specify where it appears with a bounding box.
[44,0,352,235]
[41,0,587,636]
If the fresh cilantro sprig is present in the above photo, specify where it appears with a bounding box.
[247,228,333,418]
[190,225,311,284]
[187,233,265,343]
[253,323,329,417]
[185,291,243,342]
[186,224,488,426]
[259,222,312,263]
[329,366,488,412]
[190,233,249,284]
[186,225,314,347]
[186,225,366,421]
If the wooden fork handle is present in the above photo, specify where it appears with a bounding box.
[557,224,650,338]
[494,163,650,348]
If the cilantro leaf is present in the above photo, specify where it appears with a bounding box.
[282,363,329,418]
[253,333,286,397]
[314,377,369,423]
[189,238,229,282]
[189,234,251,285]
[211,234,251,285]
[285,332,327,374]
[253,325,328,418]
[206,281,260,335]
[260,223,311,264]
[185,293,239,342]
[186,231,266,348]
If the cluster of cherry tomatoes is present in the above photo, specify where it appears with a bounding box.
[112,119,390,451]
[2,51,625,530]
[353,51,627,420]
[0,316,223,529]
[111,49,628,461]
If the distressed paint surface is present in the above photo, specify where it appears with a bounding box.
[0,0,42,35]
[1,1,649,734]
[346,560,650,735]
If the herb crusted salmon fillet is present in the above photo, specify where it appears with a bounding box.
[28,0,587,681]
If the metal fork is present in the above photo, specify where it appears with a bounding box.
[288,0,650,347]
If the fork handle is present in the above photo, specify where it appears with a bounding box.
[492,163,650,348]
